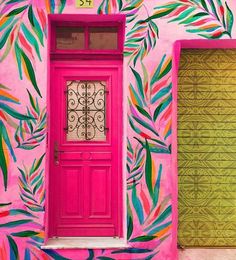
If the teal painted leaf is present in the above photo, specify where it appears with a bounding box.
[21,23,41,61]
[28,5,44,46]
[132,184,144,224]
[130,67,145,103]
[147,221,172,236]
[0,103,33,120]
[87,249,94,260]
[153,94,172,121]
[148,0,234,39]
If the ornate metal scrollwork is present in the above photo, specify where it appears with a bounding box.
[66,81,107,141]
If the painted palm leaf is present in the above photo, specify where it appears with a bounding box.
[0,84,33,191]
[128,55,172,150]
[18,154,45,212]
[15,90,46,150]
[125,19,159,66]
[147,0,234,38]
[127,139,145,189]
[98,0,144,23]
[0,0,67,97]
[126,150,171,258]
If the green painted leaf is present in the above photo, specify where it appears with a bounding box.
[136,105,152,120]
[20,49,42,97]
[112,248,153,254]
[200,0,209,12]
[0,103,33,120]
[130,235,157,242]
[0,138,8,191]
[146,9,174,22]
[208,0,220,21]
[58,0,66,13]
[225,2,234,36]
[33,153,45,172]
[0,202,12,207]
[127,195,133,240]
[97,257,115,260]
[11,230,39,237]
[7,236,18,260]
[145,139,153,198]
[7,5,28,16]
[0,219,32,228]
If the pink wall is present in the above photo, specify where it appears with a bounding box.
[0,0,236,259]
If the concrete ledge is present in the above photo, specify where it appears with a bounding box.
[41,237,127,249]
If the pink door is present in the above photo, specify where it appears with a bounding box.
[48,60,123,237]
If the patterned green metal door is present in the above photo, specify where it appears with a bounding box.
[178,49,236,247]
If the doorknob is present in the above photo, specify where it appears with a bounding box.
[54,141,64,165]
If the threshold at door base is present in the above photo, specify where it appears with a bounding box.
[41,237,127,249]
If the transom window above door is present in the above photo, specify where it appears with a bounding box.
[50,15,125,54]
[56,26,118,50]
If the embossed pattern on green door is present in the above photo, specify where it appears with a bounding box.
[178,49,236,247]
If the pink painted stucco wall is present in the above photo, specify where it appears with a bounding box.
[0,0,236,259]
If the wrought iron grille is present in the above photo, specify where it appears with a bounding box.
[66,81,107,141]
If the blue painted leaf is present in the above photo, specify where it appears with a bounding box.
[7,236,18,260]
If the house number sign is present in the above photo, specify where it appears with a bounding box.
[76,0,93,8]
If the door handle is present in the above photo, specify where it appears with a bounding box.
[54,141,64,165]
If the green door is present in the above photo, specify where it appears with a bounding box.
[178,49,236,247]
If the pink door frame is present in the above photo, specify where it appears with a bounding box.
[171,39,236,257]
[44,14,126,242]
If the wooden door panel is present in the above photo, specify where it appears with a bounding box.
[88,165,112,219]
[59,166,84,221]
[49,61,122,237]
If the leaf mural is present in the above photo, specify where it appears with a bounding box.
[0,200,68,259]
[125,153,171,258]
[127,138,145,189]
[98,0,144,23]
[0,0,67,97]
[128,55,172,152]
[0,84,33,191]
[125,19,159,66]
[15,90,46,150]
[18,154,45,212]
[147,0,234,38]
[98,0,159,65]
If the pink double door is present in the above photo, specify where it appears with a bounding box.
[48,60,123,237]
